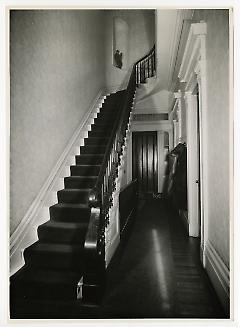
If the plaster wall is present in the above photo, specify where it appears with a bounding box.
[192,9,230,266]
[104,9,155,91]
[10,10,106,235]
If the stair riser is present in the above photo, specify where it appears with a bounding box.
[38,225,87,245]
[75,155,104,165]
[64,178,96,189]
[80,146,106,155]
[88,131,111,138]
[102,100,119,107]
[49,206,90,223]
[97,112,117,120]
[94,117,116,125]
[11,282,78,301]
[24,250,83,271]
[57,190,90,203]
[91,125,112,132]
[84,138,108,146]
[70,165,100,176]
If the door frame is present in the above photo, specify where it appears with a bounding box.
[178,22,208,264]
[126,121,172,193]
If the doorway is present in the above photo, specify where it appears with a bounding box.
[132,131,158,199]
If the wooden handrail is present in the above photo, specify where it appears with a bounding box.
[83,45,155,303]
[135,44,155,66]
[135,45,155,84]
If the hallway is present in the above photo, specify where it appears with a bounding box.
[97,198,226,318]
[11,199,226,319]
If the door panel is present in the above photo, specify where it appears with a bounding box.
[132,131,158,198]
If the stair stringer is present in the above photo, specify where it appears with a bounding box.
[10,90,106,276]
[105,92,136,267]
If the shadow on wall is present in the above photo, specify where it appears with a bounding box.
[119,66,133,90]
[113,17,129,70]
[142,10,156,49]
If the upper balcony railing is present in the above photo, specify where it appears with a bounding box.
[135,45,155,84]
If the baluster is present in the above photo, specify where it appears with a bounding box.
[143,60,145,82]
[150,54,152,76]
[139,63,141,83]
[153,51,156,71]
[139,64,141,84]
[145,59,147,80]
[142,60,144,81]
[136,64,138,84]
[137,64,139,84]
[143,60,145,81]
[151,54,153,76]
[140,62,142,83]
[147,57,150,78]
[138,64,140,84]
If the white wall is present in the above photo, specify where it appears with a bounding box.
[104,9,155,91]
[10,10,106,235]
[135,89,170,114]
[192,9,230,268]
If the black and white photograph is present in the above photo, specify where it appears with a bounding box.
[0,1,238,325]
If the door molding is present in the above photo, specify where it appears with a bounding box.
[178,22,208,263]
[127,121,172,187]
[132,131,158,197]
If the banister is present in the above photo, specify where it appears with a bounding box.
[83,44,155,303]
[135,44,155,84]
[135,44,155,66]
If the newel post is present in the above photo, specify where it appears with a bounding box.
[82,190,106,303]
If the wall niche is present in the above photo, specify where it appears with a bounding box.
[113,17,129,70]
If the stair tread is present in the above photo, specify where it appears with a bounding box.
[51,203,89,209]
[58,188,92,192]
[85,137,108,139]
[65,176,97,179]
[81,145,106,147]
[71,164,101,167]
[76,154,104,156]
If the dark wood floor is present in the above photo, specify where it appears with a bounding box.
[10,199,227,319]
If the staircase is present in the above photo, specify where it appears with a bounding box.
[10,45,156,317]
[10,91,126,303]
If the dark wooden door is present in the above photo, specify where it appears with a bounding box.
[132,131,158,198]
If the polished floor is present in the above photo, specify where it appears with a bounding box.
[11,199,227,319]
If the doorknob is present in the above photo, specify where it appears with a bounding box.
[195,179,199,184]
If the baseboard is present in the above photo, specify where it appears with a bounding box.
[205,240,230,315]
[10,89,106,276]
